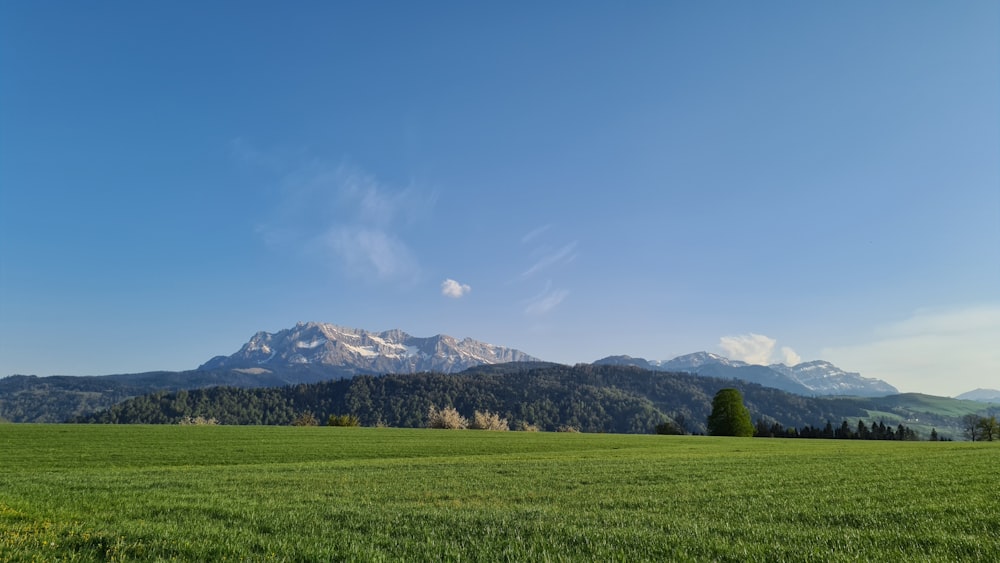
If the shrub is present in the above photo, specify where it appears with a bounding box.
[470,410,509,431]
[178,416,219,426]
[655,420,685,435]
[427,405,468,429]
[515,421,540,432]
[557,425,580,433]
[327,414,361,427]
[292,412,319,427]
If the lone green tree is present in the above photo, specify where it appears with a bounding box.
[707,388,754,437]
[977,415,998,442]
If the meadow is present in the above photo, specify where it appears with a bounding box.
[1,425,997,562]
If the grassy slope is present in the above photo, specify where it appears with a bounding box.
[875,393,991,417]
[1,425,998,562]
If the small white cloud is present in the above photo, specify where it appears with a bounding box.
[780,346,802,366]
[441,279,471,299]
[719,333,777,365]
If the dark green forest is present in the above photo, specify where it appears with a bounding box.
[0,366,352,423]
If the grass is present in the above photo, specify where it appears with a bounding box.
[1,425,998,562]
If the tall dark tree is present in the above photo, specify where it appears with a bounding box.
[856,420,870,440]
[706,388,754,437]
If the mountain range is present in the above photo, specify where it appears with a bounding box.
[200,323,896,397]
[594,352,899,397]
[199,322,539,374]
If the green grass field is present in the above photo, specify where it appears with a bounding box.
[1,425,998,562]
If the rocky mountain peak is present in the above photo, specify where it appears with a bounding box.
[198,322,538,375]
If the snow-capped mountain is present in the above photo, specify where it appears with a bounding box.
[769,361,898,397]
[199,322,539,374]
[595,352,749,372]
[594,352,897,397]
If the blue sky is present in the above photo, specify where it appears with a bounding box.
[1,2,997,397]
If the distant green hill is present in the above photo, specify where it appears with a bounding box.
[821,393,996,438]
[868,393,989,417]
[0,366,354,423]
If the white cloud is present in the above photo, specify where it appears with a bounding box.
[719,333,777,365]
[822,304,1000,396]
[780,346,802,366]
[441,279,471,299]
[718,333,802,366]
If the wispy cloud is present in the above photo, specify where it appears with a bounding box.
[521,224,551,244]
[524,281,569,315]
[519,241,579,280]
[243,142,434,283]
[441,278,471,299]
[822,303,1000,396]
[327,228,418,281]
[719,333,802,366]
[514,226,576,316]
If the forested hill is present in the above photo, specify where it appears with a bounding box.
[0,366,355,423]
[75,363,870,434]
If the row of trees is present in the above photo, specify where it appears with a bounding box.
[754,418,921,440]
[706,388,922,440]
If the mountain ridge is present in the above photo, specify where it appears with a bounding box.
[954,388,1000,402]
[204,323,898,397]
[199,321,540,375]
[594,352,898,397]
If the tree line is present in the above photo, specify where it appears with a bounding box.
[754,418,921,440]
[674,389,926,441]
